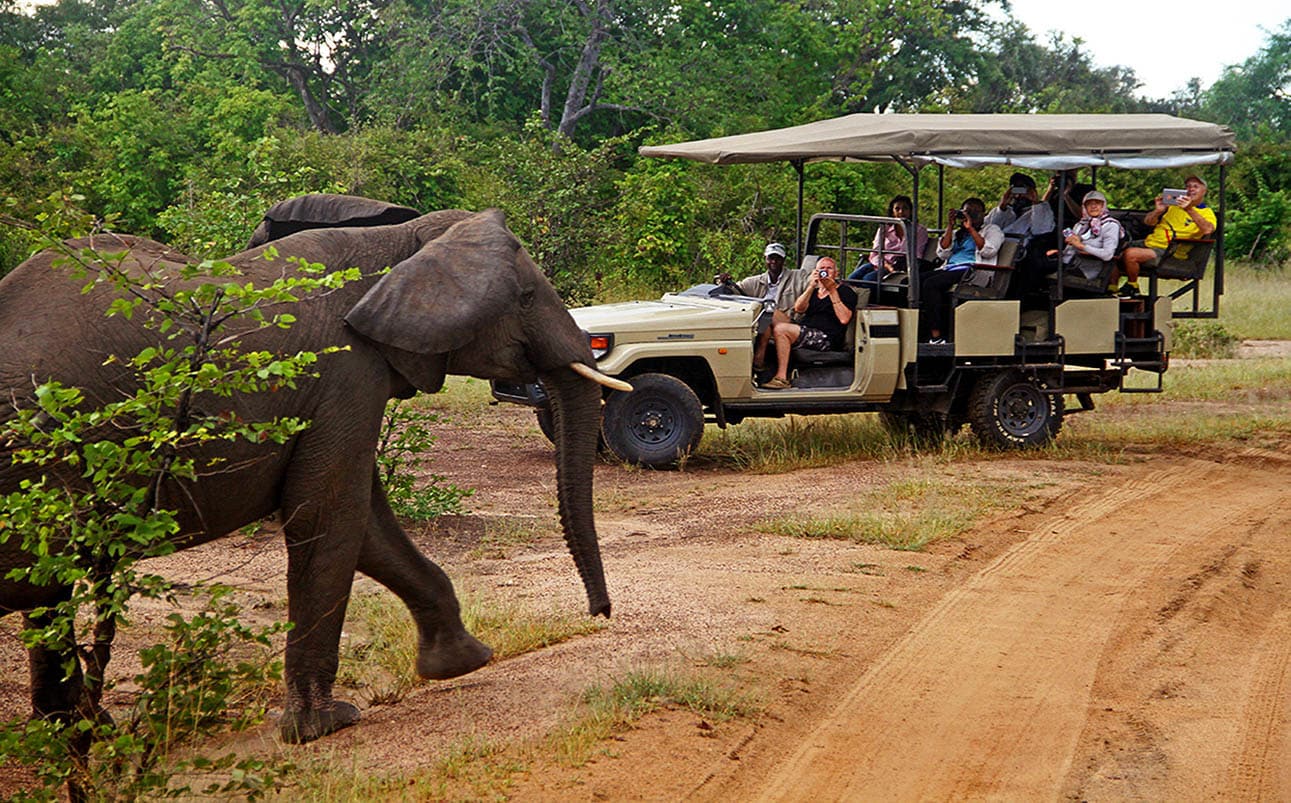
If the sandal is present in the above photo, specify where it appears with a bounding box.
[761,376,792,389]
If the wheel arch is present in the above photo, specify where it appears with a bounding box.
[617,357,719,412]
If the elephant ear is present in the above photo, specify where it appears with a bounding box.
[246,194,421,248]
[344,209,521,357]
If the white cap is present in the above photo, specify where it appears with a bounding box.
[764,242,786,258]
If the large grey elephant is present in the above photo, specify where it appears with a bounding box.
[0,204,624,743]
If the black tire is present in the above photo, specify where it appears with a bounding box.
[536,408,607,453]
[535,407,557,443]
[877,411,949,446]
[967,370,1064,449]
[602,373,704,468]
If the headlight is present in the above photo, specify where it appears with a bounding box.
[588,333,613,360]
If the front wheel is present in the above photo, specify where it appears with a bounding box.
[968,370,1064,449]
[602,373,704,468]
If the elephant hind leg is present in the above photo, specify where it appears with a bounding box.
[358,473,492,680]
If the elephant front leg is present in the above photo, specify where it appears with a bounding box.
[358,473,493,680]
[277,493,366,744]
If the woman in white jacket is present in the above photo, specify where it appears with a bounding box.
[1057,190,1121,284]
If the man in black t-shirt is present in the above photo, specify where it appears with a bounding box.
[761,256,858,389]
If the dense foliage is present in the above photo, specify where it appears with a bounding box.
[1,1,1288,288]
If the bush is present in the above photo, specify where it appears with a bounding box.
[1173,320,1240,358]
[377,400,473,520]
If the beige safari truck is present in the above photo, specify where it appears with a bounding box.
[494,114,1236,467]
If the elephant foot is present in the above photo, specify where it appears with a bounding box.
[416,631,493,680]
[278,700,361,744]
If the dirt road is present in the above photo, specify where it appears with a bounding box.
[740,450,1291,801]
[2,393,1289,800]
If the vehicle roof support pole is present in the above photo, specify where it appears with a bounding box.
[937,163,944,223]
[1215,163,1227,311]
[894,156,922,307]
[793,160,805,267]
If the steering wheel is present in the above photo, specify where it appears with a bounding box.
[710,277,743,297]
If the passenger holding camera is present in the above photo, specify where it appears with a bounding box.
[1044,169,1094,233]
[760,257,857,389]
[1114,175,1215,297]
[921,198,1004,344]
[985,173,1054,243]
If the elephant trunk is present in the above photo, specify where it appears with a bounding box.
[543,367,610,618]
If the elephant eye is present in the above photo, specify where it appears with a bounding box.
[519,288,535,308]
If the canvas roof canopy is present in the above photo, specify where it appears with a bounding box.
[638,113,1236,170]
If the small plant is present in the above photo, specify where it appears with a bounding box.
[377,399,473,520]
[757,477,1016,551]
[552,668,758,766]
[1172,320,1240,358]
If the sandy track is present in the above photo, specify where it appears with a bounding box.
[746,452,1291,801]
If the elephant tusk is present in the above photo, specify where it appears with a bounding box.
[569,362,633,393]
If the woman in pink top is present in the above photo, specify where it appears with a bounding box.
[847,195,929,283]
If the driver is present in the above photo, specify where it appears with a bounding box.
[716,242,808,310]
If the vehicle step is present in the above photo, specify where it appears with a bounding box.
[1113,361,1167,372]
[918,342,956,357]
[1120,385,1164,394]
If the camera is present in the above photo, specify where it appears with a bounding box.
[1010,186,1029,196]
[818,268,829,278]
[950,210,965,223]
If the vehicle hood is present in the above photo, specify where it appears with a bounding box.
[570,295,760,335]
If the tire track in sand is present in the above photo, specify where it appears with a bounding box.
[754,459,1282,802]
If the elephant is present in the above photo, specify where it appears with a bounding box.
[245,193,421,249]
[0,203,627,744]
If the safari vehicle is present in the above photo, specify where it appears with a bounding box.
[494,114,1236,467]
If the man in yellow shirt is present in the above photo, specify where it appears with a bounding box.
[1114,175,1216,297]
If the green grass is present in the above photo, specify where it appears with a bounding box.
[550,668,759,767]
[1115,357,1291,403]
[338,589,604,705]
[288,665,756,800]
[698,413,939,472]
[756,475,1019,551]
[285,735,525,802]
[1215,262,1291,339]
[465,516,557,559]
[414,375,496,418]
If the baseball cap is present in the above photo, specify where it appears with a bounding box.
[764,242,786,258]
[1082,190,1107,204]
[1184,175,1207,188]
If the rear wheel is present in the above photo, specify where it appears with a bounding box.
[968,370,1063,449]
[602,373,704,468]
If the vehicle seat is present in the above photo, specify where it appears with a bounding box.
[1056,253,1116,296]
[792,285,870,367]
[1152,237,1215,280]
[952,237,1021,301]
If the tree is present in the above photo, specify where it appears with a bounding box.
[156,0,404,133]
[1202,18,1291,141]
